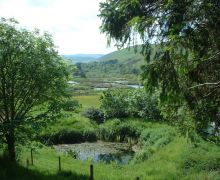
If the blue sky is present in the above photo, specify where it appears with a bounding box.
[0,0,116,55]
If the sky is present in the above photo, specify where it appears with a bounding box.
[0,0,117,55]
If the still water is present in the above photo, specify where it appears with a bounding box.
[54,141,134,164]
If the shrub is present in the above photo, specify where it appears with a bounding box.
[98,119,141,142]
[115,123,141,141]
[62,99,81,111]
[127,89,161,120]
[48,99,81,113]
[97,119,119,141]
[83,128,97,141]
[83,108,105,124]
[100,89,130,118]
[100,89,161,120]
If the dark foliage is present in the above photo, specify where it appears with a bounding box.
[62,99,81,111]
[38,129,97,145]
[83,108,105,124]
[0,156,88,180]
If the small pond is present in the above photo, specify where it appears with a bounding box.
[54,141,134,164]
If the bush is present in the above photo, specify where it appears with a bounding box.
[100,89,161,120]
[62,99,81,111]
[127,89,161,120]
[98,119,141,142]
[83,108,105,124]
[47,99,81,113]
[100,89,130,118]
[83,128,97,141]
[115,123,141,141]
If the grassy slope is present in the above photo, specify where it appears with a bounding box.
[99,46,144,66]
[1,94,219,180]
[40,95,100,134]
[1,133,219,180]
[78,46,145,80]
[75,95,101,110]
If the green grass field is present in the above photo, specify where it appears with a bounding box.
[74,95,101,110]
[1,94,220,180]
[1,134,219,180]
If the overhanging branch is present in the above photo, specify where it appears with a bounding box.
[188,81,220,89]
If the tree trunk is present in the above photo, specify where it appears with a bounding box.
[5,129,16,162]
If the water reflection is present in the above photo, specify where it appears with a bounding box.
[77,151,133,164]
[54,142,134,164]
[98,153,133,164]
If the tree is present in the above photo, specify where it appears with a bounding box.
[99,0,220,139]
[100,89,130,118]
[74,63,86,78]
[0,18,69,161]
[127,89,161,120]
[100,89,161,120]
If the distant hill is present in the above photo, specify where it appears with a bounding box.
[74,46,146,79]
[99,46,144,64]
[62,54,104,63]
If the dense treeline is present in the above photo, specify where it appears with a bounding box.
[74,59,141,78]
[72,45,146,79]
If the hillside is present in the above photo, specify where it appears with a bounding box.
[99,46,144,64]
[74,46,145,79]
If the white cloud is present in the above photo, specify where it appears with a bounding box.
[0,0,116,54]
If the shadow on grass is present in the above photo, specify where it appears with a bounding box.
[0,156,88,180]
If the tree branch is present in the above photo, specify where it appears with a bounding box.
[188,81,220,89]
[203,87,219,98]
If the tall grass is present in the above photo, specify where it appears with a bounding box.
[1,134,219,180]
